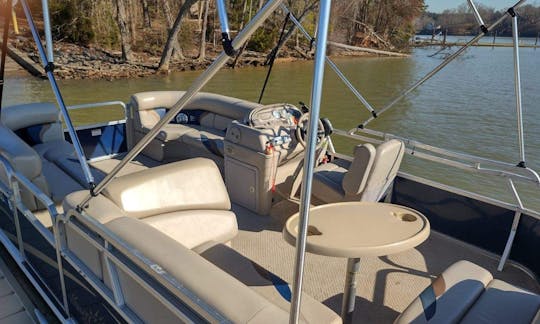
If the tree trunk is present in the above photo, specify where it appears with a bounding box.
[198,0,210,61]
[160,0,185,59]
[115,0,134,62]
[141,0,151,28]
[158,0,198,71]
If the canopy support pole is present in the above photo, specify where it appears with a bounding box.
[42,0,54,62]
[20,0,95,188]
[289,1,332,323]
[0,0,12,111]
[466,0,488,33]
[510,9,526,166]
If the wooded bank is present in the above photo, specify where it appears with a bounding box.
[6,0,424,79]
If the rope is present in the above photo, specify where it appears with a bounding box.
[258,12,290,104]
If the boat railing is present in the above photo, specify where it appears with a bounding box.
[59,208,229,323]
[64,101,128,130]
[337,128,540,187]
[331,127,540,272]
[0,154,228,322]
[0,155,71,321]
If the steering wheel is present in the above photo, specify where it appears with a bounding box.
[295,113,329,148]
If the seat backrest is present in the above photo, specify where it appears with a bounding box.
[1,103,63,144]
[359,139,405,202]
[129,91,262,129]
[342,143,376,196]
[0,125,50,211]
[102,158,231,219]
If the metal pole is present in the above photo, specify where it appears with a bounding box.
[360,0,528,129]
[20,0,95,186]
[466,0,487,33]
[289,1,332,323]
[216,0,235,56]
[0,0,11,111]
[78,0,286,209]
[281,4,377,115]
[510,10,526,164]
[42,0,54,62]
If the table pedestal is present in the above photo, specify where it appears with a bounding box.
[341,258,361,324]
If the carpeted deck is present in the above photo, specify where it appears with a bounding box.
[231,201,540,324]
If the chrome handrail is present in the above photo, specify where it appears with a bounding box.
[336,128,540,186]
[59,209,230,323]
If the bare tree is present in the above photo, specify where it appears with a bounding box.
[141,0,152,28]
[160,0,185,59]
[115,0,134,62]
[198,0,210,61]
[158,0,199,71]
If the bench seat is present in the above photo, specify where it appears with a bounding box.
[63,158,238,251]
[127,91,262,167]
[396,260,540,324]
[103,216,340,323]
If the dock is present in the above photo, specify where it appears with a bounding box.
[0,258,34,323]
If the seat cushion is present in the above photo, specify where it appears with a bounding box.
[312,159,350,203]
[396,260,493,324]
[105,216,291,323]
[460,279,540,324]
[142,210,238,251]
[41,160,84,203]
[155,124,195,141]
[181,127,226,157]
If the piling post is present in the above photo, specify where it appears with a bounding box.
[492,30,497,49]
[443,29,447,46]
[535,32,538,49]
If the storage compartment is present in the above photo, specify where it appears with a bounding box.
[224,141,275,215]
[225,158,259,212]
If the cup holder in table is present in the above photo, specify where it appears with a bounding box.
[392,212,417,222]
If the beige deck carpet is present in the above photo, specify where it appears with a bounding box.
[231,202,540,324]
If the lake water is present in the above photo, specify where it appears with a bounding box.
[4,45,540,209]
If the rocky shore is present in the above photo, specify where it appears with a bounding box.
[8,35,316,80]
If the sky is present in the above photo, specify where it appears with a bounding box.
[424,0,536,13]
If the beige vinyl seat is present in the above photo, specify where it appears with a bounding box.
[0,103,86,204]
[63,158,238,252]
[311,139,405,204]
[127,91,262,169]
[396,260,540,323]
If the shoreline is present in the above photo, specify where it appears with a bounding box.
[7,37,408,80]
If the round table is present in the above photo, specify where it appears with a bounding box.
[283,201,430,323]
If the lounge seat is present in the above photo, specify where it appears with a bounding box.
[396,260,540,324]
[127,91,262,168]
[0,125,50,211]
[0,103,87,206]
[102,216,341,323]
[63,158,238,252]
[312,139,405,203]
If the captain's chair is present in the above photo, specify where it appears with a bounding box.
[311,139,405,204]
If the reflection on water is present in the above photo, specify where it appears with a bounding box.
[3,46,539,210]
